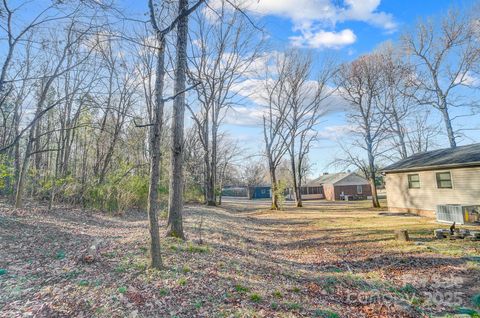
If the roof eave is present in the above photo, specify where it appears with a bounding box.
[382,161,480,174]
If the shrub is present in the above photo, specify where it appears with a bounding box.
[473,294,480,308]
[184,184,204,203]
[314,309,340,318]
[79,165,152,213]
[159,288,169,296]
[178,277,187,286]
[0,155,14,194]
[234,284,249,294]
[286,302,302,310]
[272,290,283,298]
[249,293,262,302]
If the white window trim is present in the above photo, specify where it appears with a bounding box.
[357,185,363,194]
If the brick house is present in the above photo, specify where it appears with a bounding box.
[294,172,372,201]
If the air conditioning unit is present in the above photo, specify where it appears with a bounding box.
[436,205,480,225]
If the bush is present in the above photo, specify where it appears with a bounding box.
[117,174,149,211]
[0,155,14,194]
[473,294,480,308]
[78,165,153,213]
[249,293,262,302]
[184,184,204,203]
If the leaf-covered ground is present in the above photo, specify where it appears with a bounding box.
[1,199,479,317]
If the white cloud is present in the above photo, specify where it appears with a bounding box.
[230,78,268,105]
[224,105,266,126]
[208,0,397,49]
[290,29,356,49]
[238,0,338,23]
[454,71,480,87]
[342,0,396,31]
[316,124,352,141]
[323,88,351,114]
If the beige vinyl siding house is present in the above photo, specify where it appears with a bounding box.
[383,144,480,217]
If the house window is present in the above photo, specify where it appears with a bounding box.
[356,185,363,194]
[408,174,420,189]
[309,187,322,195]
[436,172,453,189]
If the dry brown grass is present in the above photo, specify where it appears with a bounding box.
[0,198,479,317]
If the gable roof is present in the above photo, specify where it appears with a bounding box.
[382,143,480,173]
[306,172,368,186]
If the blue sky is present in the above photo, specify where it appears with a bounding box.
[5,0,479,178]
[205,0,480,177]
[30,0,477,177]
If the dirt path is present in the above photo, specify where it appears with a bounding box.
[1,199,479,317]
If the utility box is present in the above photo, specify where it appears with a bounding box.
[436,205,480,225]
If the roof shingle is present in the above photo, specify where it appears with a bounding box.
[382,143,480,173]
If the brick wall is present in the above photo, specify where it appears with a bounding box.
[333,184,372,200]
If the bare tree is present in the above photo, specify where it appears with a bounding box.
[241,158,266,199]
[335,54,388,208]
[405,110,442,154]
[374,43,417,159]
[146,0,171,269]
[183,126,205,197]
[186,3,262,206]
[166,0,190,239]
[14,17,97,208]
[402,8,480,148]
[1,35,35,200]
[216,136,241,205]
[147,0,205,265]
[280,51,335,207]
[91,37,139,185]
[0,1,75,101]
[261,53,293,210]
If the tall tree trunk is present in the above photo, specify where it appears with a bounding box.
[0,44,15,103]
[367,147,380,208]
[210,114,218,206]
[48,148,60,211]
[15,133,34,208]
[269,163,279,210]
[296,156,303,208]
[392,111,408,159]
[15,90,48,208]
[166,0,188,239]
[12,110,20,203]
[289,141,302,207]
[33,115,42,172]
[369,175,380,208]
[440,100,456,148]
[146,36,166,269]
[205,146,215,206]
[80,127,88,208]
